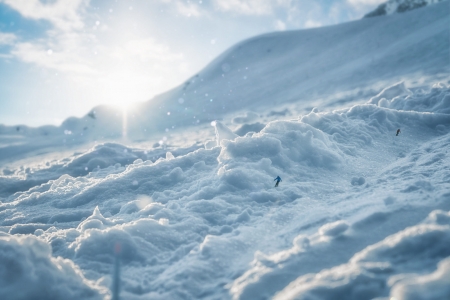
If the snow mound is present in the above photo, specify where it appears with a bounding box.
[369,82,450,114]
[233,209,450,300]
[214,121,238,146]
[367,81,413,105]
[233,122,266,137]
[0,142,202,198]
[0,234,106,300]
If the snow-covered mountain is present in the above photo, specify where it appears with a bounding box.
[1,0,448,162]
[0,2,450,299]
[364,0,447,18]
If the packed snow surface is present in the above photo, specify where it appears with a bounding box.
[0,82,449,299]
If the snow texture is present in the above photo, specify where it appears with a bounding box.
[0,235,106,299]
[0,2,449,299]
[0,81,449,299]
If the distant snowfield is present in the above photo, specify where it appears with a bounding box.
[1,2,450,300]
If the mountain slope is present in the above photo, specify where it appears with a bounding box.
[131,0,449,130]
[0,1,448,162]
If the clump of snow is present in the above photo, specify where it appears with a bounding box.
[0,234,107,299]
[351,176,366,186]
[233,122,266,137]
[77,206,112,232]
[319,220,349,237]
[367,81,413,105]
[165,152,175,160]
[370,82,450,114]
[214,121,238,146]
[204,139,218,150]
[390,256,450,300]
[268,209,450,300]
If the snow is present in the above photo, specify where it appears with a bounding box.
[0,234,107,299]
[364,0,447,18]
[0,2,450,299]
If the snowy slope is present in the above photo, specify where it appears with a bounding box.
[0,2,450,299]
[145,0,448,129]
[0,82,449,299]
[364,0,447,18]
[0,0,448,157]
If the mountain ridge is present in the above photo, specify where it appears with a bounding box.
[0,1,448,150]
[364,0,447,18]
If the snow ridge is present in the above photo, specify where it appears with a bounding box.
[364,0,447,18]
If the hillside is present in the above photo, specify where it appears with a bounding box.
[0,0,448,160]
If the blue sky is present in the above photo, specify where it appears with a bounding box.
[0,0,384,127]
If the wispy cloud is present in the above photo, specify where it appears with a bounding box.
[347,0,385,5]
[1,0,94,74]
[1,0,189,108]
[11,41,97,74]
[0,32,17,45]
[213,0,286,15]
[274,20,287,31]
[111,38,184,63]
[0,0,89,31]
[175,1,205,17]
[304,19,323,28]
[346,0,386,12]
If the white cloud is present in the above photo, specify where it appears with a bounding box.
[213,0,286,15]
[346,0,386,13]
[1,0,96,74]
[11,41,97,75]
[111,38,184,63]
[304,19,323,28]
[0,32,17,45]
[0,0,89,31]
[274,20,287,31]
[347,0,385,5]
[175,1,204,17]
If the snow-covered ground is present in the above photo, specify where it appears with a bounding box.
[1,2,449,300]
